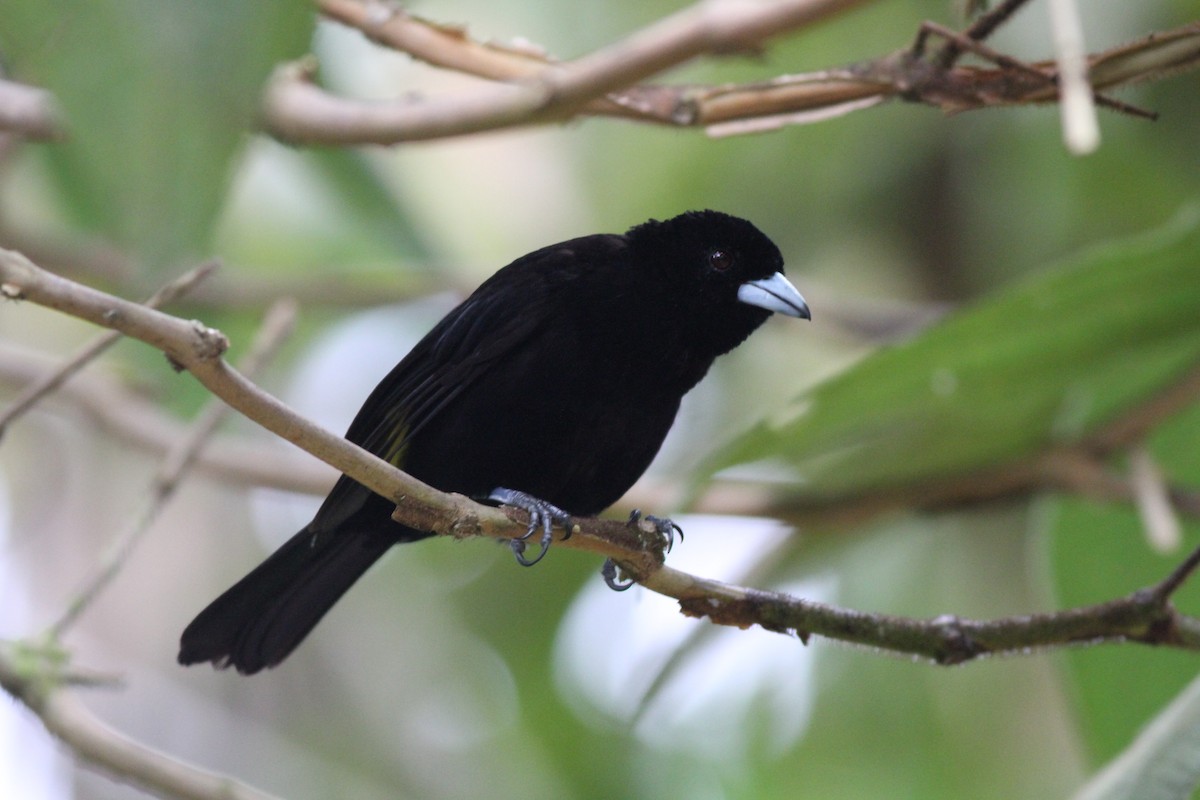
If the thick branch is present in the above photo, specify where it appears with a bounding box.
[266,0,871,144]
[285,2,1200,143]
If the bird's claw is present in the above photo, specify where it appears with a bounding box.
[626,508,684,552]
[600,510,685,591]
[489,488,572,567]
[601,558,635,591]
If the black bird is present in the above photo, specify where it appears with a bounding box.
[179,210,809,674]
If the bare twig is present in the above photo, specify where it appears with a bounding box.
[1130,446,1184,554]
[0,641,281,800]
[8,2,1196,146]
[266,0,873,144]
[46,299,299,638]
[0,343,337,495]
[5,246,1200,664]
[0,78,63,140]
[932,0,1034,68]
[0,223,443,310]
[0,260,219,437]
[290,0,1199,143]
[1048,0,1100,153]
[644,542,1200,665]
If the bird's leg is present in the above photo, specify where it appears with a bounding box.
[601,509,685,591]
[487,488,572,567]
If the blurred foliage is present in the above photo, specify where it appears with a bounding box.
[707,210,1200,498]
[1,1,1199,800]
[0,0,313,268]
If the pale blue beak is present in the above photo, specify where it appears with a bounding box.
[737,272,810,319]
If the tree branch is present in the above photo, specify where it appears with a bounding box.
[0,246,671,577]
[0,343,337,495]
[0,260,219,437]
[46,299,299,639]
[0,642,281,800]
[267,0,872,144]
[0,78,63,140]
[7,1,1196,146]
[276,0,1200,144]
[5,246,1200,666]
[646,545,1200,664]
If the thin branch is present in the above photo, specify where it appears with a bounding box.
[932,0,1034,68]
[644,545,1200,665]
[8,2,1196,146]
[0,78,63,140]
[5,246,1200,666]
[1130,445,1183,554]
[6,331,1196,527]
[0,260,219,437]
[1048,0,1100,153]
[266,0,873,144]
[1089,360,1200,452]
[0,343,337,495]
[0,223,442,310]
[292,3,1198,142]
[46,299,298,638]
[0,641,281,800]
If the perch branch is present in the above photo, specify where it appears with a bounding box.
[0,260,219,437]
[4,247,1200,666]
[644,542,1200,665]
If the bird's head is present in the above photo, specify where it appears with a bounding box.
[627,210,809,356]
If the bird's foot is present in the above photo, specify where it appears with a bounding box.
[488,488,572,567]
[602,558,634,592]
[627,508,683,552]
[601,510,685,591]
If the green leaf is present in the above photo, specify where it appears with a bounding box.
[707,210,1200,499]
[1073,673,1200,800]
[0,0,313,267]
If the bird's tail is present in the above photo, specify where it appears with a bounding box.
[178,524,394,674]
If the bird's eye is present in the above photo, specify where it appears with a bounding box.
[708,249,733,272]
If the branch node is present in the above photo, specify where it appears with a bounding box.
[187,319,230,361]
[448,504,482,540]
[930,614,979,665]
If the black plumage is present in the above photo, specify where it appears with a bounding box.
[178,210,809,674]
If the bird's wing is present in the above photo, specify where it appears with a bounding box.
[312,240,612,529]
[349,288,544,459]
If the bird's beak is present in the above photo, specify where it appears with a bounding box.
[737,272,811,320]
